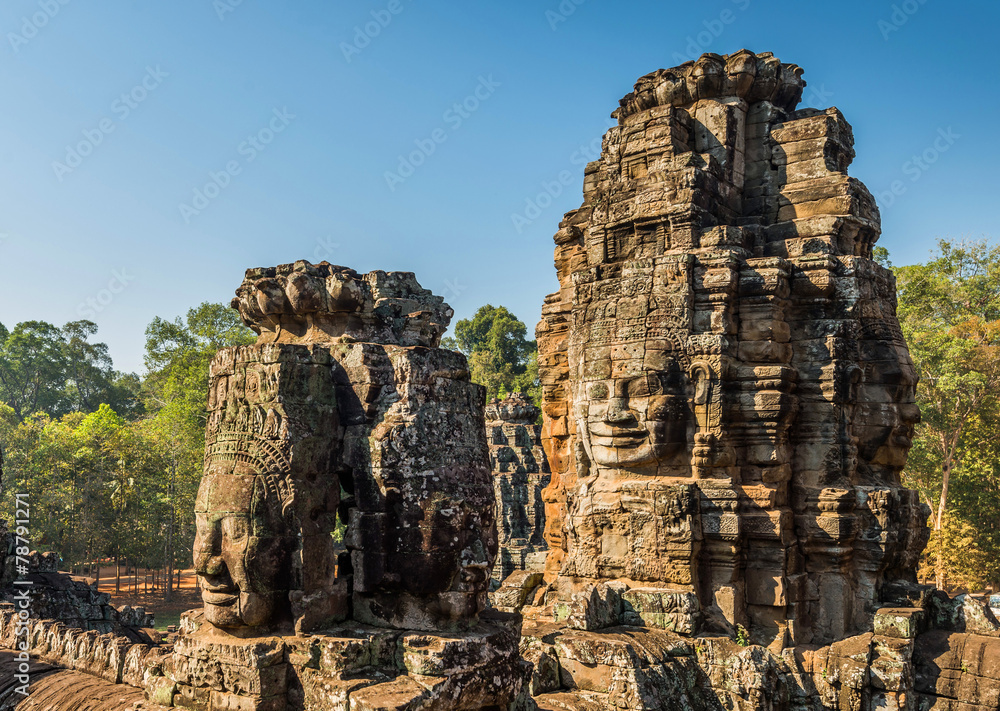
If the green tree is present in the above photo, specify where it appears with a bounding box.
[895,238,1000,589]
[873,245,893,269]
[143,302,254,416]
[0,321,69,421]
[62,321,144,419]
[445,305,539,404]
[0,303,252,599]
[0,319,140,422]
[0,404,165,589]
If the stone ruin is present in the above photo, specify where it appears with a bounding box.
[0,462,158,709]
[486,393,550,583]
[3,49,1000,711]
[494,49,1000,710]
[524,46,927,647]
[150,263,530,710]
[0,524,155,642]
[0,263,531,710]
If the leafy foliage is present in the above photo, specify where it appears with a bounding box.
[139,303,255,577]
[895,238,1000,589]
[0,304,254,586]
[0,320,141,422]
[143,302,254,418]
[444,305,540,405]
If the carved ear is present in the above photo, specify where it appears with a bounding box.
[259,470,297,530]
[247,470,298,535]
[689,362,715,405]
[279,484,298,529]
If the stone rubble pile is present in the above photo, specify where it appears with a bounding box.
[0,522,155,640]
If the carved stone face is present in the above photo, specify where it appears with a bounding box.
[855,341,920,476]
[388,486,494,608]
[429,498,493,619]
[577,371,687,469]
[455,506,493,596]
[193,473,294,629]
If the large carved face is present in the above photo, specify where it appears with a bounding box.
[577,368,688,470]
[428,494,493,619]
[193,473,294,629]
[387,481,495,604]
[854,339,920,477]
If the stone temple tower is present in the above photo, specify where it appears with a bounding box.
[531,49,929,647]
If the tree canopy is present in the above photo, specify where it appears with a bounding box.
[0,320,141,422]
[895,238,1000,589]
[0,303,254,596]
[443,304,539,404]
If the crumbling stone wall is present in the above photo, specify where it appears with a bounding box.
[0,531,153,641]
[0,604,170,710]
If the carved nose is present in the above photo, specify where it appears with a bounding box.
[900,404,921,425]
[194,546,225,577]
[604,398,633,423]
[200,556,226,577]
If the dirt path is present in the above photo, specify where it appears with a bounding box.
[73,565,198,596]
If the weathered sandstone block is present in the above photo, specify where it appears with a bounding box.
[164,262,527,710]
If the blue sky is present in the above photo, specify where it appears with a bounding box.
[0,0,996,374]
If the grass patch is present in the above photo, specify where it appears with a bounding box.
[153,610,183,632]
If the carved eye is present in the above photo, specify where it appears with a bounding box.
[587,382,609,400]
[224,517,249,542]
[626,374,663,398]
